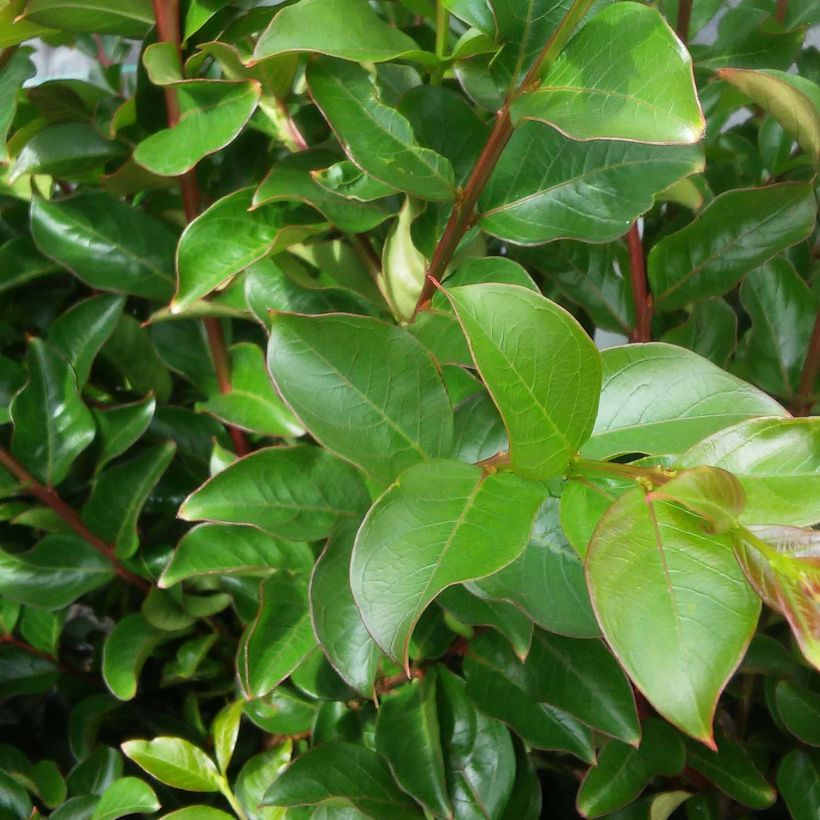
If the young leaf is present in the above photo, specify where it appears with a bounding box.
[103,614,164,701]
[310,522,381,697]
[31,192,176,301]
[134,81,261,176]
[180,446,370,542]
[648,183,817,311]
[10,338,95,486]
[583,343,786,460]
[238,573,317,698]
[586,489,761,745]
[463,632,596,762]
[83,442,176,559]
[447,284,601,479]
[268,313,453,487]
[512,3,704,144]
[375,672,453,818]
[350,459,544,666]
[174,188,325,310]
[523,630,640,744]
[479,123,703,245]
[306,58,455,202]
[380,197,428,322]
[121,737,222,792]
[199,343,304,438]
[576,719,685,818]
[91,777,160,820]
[262,741,423,819]
[678,417,820,527]
[212,700,244,774]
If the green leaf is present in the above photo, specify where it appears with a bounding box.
[685,731,776,809]
[0,237,58,295]
[174,187,325,311]
[351,458,544,666]
[310,522,381,697]
[83,442,176,559]
[66,745,122,796]
[777,750,820,820]
[11,123,124,181]
[0,534,113,609]
[733,524,820,671]
[307,58,455,202]
[238,573,317,698]
[253,0,431,65]
[717,68,820,164]
[776,681,820,746]
[180,446,369,541]
[121,737,221,792]
[212,700,245,774]
[20,608,64,654]
[583,343,787,460]
[10,338,94,486]
[268,312,452,487]
[92,397,156,473]
[199,343,303,438]
[501,741,542,820]
[451,392,508,463]
[161,523,311,587]
[21,0,152,36]
[587,488,761,744]
[463,631,595,762]
[134,81,260,176]
[375,672,452,818]
[235,745,292,820]
[31,192,176,301]
[0,771,33,819]
[263,741,422,819]
[103,614,164,701]
[31,759,67,808]
[678,417,820,527]
[648,467,745,534]
[101,316,172,402]
[0,48,35,162]
[648,183,817,311]
[447,284,601,479]
[479,123,703,245]
[0,643,57,697]
[523,630,640,743]
[738,259,818,401]
[560,474,632,557]
[159,808,234,820]
[661,299,737,368]
[47,294,124,387]
[69,695,120,760]
[576,719,685,818]
[436,667,516,819]
[468,497,599,637]
[512,3,703,144]
[91,777,160,820]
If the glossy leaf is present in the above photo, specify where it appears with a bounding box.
[648,183,817,311]
[463,632,595,762]
[447,284,601,478]
[103,614,164,701]
[180,446,369,542]
[583,343,787,460]
[776,681,820,746]
[121,737,221,792]
[22,0,152,36]
[263,742,423,819]
[587,488,761,744]
[678,417,820,527]
[10,338,95,486]
[174,188,324,310]
[92,397,156,473]
[268,312,452,487]
[307,58,455,202]
[479,123,703,245]
[134,81,260,176]
[83,442,176,559]
[351,458,545,666]
[310,522,381,697]
[0,237,57,294]
[661,299,737,368]
[777,750,820,820]
[238,573,317,698]
[0,644,57,697]
[31,192,176,301]
[512,3,703,144]
[212,700,244,774]
[0,49,35,162]
[91,777,160,820]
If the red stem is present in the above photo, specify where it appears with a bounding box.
[676,0,693,43]
[0,447,149,591]
[795,308,820,416]
[151,0,249,456]
[774,0,788,23]
[627,223,652,343]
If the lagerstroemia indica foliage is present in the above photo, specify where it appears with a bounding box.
[0,0,818,817]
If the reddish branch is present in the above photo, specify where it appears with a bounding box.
[151,0,249,456]
[0,446,149,592]
[675,0,693,43]
[795,308,820,416]
[627,223,652,343]
[774,0,788,23]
